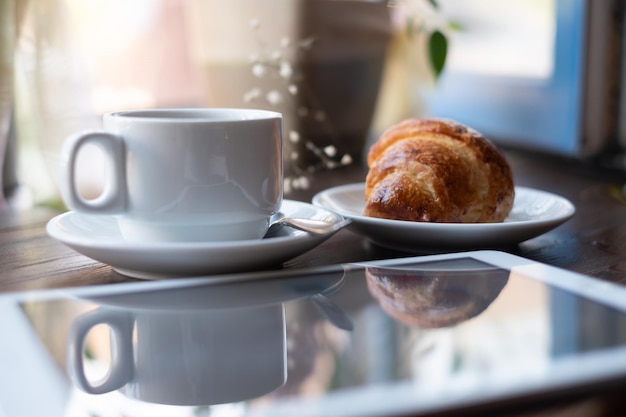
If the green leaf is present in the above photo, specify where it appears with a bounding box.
[428,30,447,79]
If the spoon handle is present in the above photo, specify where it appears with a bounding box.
[311,294,354,331]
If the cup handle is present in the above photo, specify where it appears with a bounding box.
[67,308,134,394]
[60,131,126,213]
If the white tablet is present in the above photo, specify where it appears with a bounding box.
[1,250,626,417]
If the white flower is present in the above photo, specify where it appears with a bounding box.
[279,62,293,79]
[293,176,310,190]
[246,18,354,183]
[323,145,337,157]
[243,88,262,103]
[288,131,300,143]
[266,90,283,105]
[252,63,267,78]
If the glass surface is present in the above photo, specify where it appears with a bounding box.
[14,258,626,416]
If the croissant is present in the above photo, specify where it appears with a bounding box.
[364,118,514,223]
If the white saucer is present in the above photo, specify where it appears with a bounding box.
[80,267,346,311]
[47,200,345,279]
[312,183,575,251]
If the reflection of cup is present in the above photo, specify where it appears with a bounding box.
[59,108,283,242]
[366,265,509,328]
[68,305,286,405]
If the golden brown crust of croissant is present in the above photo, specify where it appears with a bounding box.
[364,118,514,223]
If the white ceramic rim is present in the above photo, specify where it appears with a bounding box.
[106,108,282,123]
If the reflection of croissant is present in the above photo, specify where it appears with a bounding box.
[366,266,509,328]
[364,118,515,223]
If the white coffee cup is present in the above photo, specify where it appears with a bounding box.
[67,305,287,405]
[60,108,283,242]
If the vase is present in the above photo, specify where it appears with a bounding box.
[290,0,392,172]
[187,0,392,184]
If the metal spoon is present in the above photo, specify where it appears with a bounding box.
[311,293,354,331]
[265,212,351,237]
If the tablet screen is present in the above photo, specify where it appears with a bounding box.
[8,255,626,416]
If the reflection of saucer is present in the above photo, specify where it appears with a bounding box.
[47,200,344,279]
[82,267,346,311]
[313,183,575,250]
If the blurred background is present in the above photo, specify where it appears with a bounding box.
[1,0,624,208]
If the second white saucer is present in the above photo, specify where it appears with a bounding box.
[47,200,345,279]
[313,183,575,250]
